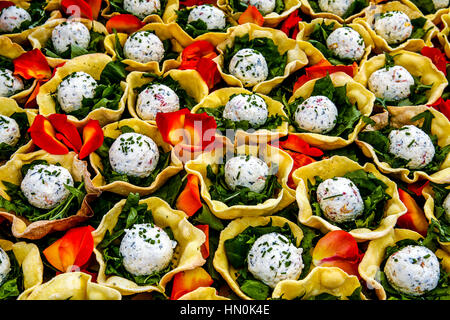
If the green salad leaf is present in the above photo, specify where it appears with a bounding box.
[0,251,22,300]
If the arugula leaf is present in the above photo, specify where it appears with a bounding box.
[410,0,437,15]
[0,251,22,300]
[192,204,225,232]
[0,112,30,161]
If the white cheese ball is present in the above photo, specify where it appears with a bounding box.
[374,11,412,45]
[120,223,177,276]
[187,5,226,30]
[443,193,450,221]
[136,84,180,120]
[0,248,10,286]
[326,27,365,61]
[123,31,165,64]
[384,245,440,296]
[368,65,414,102]
[21,164,74,210]
[109,132,160,178]
[433,0,449,9]
[57,71,98,113]
[317,177,364,223]
[294,95,338,134]
[318,0,356,17]
[247,232,304,288]
[124,0,160,20]
[229,48,269,87]
[222,93,268,127]
[0,6,31,33]
[0,69,24,97]
[388,125,435,170]
[224,155,269,193]
[51,21,91,55]
[0,115,20,146]
[241,0,276,15]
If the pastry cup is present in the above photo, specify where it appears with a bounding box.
[272,266,365,300]
[354,50,447,107]
[27,18,109,68]
[358,228,450,300]
[0,97,37,165]
[191,87,289,145]
[92,196,206,295]
[0,150,98,239]
[89,118,183,196]
[177,287,230,300]
[217,0,301,28]
[213,215,303,300]
[355,106,450,184]
[353,1,438,53]
[438,13,450,59]
[400,0,449,24]
[292,155,407,241]
[296,18,374,67]
[104,22,192,74]
[214,23,308,95]
[288,72,375,150]
[37,53,127,128]
[184,143,295,220]
[100,0,178,23]
[0,239,43,297]
[298,0,368,24]
[126,69,209,125]
[18,272,122,300]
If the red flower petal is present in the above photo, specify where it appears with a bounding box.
[195,57,221,90]
[13,49,51,80]
[280,10,302,39]
[428,97,450,120]
[105,14,144,34]
[238,5,264,26]
[28,115,69,155]
[156,108,191,146]
[0,1,14,10]
[61,0,93,20]
[78,119,104,159]
[421,46,448,76]
[279,135,324,157]
[176,174,202,217]
[48,113,83,153]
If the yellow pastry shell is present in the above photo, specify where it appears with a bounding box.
[214,23,308,95]
[177,287,230,300]
[355,106,450,184]
[27,18,109,68]
[292,155,407,241]
[400,0,449,25]
[37,53,127,127]
[288,72,375,150]
[191,87,289,145]
[126,69,209,126]
[354,50,448,107]
[0,150,99,239]
[89,118,184,196]
[184,143,295,220]
[438,13,450,59]
[18,272,122,300]
[353,1,438,53]
[92,196,206,295]
[299,0,368,24]
[217,0,301,28]
[272,266,365,300]
[101,0,178,23]
[213,215,303,300]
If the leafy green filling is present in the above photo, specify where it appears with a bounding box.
[0,251,22,300]
[427,183,450,243]
[43,29,105,59]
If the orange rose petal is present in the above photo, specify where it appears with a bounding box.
[238,5,264,26]
[170,267,213,300]
[13,49,52,80]
[176,174,203,217]
[397,188,428,237]
[312,230,360,263]
[61,0,93,20]
[105,14,144,34]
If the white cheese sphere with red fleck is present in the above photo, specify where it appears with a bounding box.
[384,245,440,296]
[0,69,24,97]
[326,27,365,61]
[241,0,276,15]
[0,248,10,286]
[368,65,415,102]
[51,21,91,55]
[229,48,269,87]
[109,132,160,178]
[0,114,20,146]
[57,71,98,113]
[124,0,160,19]
[222,93,268,127]
[316,177,364,223]
[318,0,356,17]
[136,84,180,120]
[187,5,226,30]
[374,11,412,45]
[20,164,74,210]
[224,155,269,193]
[123,31,165,64]
[294,95,338,134]
[0,6,31,33]
[388,125,435,170]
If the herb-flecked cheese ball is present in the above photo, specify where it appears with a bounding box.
[20,164,74,210]
[326,27,365,61]
[294,96,338,134]
[136,84,180,120]
[57,71,98,113]
[222,93,268,127]
[247,232,304,288]
[0,6,31,33]
[124,0,161,20]
[374,11,412,45]
[384,245,440,296]
[108,132,160,178]
[224,155,269,193]
[316,177,364,223]
[187,5,227,30]
[0,115,20,147]
[0,69,24,97]
[123,31,165,64]
[241,0,276,15]
[388,125,435,170]
[119,223,177,276]
[229,48,269,87]
[318,0,356,17]
[368,65,415,102]
[51,21,91,55]
[0,248,10,286]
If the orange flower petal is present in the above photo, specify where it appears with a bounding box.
[196,224,209,259]
[13,49,51,80]
[170,267,213,300]
[61,0,93,20]
[278,135,324,157]
[43,238,65,272]
[48,113,82,153]
[183,112,217,150]
[397,188,428,237]
[85,0,101,20]
[156,108,190,146]
[319,259,361,278]
[28,115,69,155]
[176,174,202,217]
[105,14,144,34]
[78,119,104,159]
[312,230,360,264]
[238,5,264,26]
